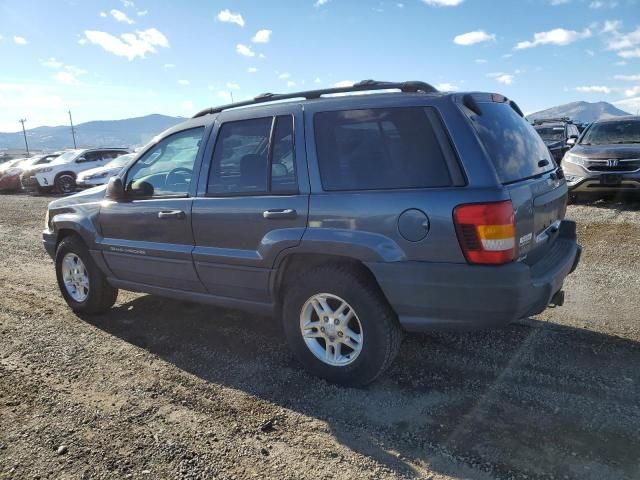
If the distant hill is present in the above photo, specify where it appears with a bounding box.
[0,114,184,151]
[528,101,630,124]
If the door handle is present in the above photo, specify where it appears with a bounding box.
[263,208,297,219]
[158,210,186,220]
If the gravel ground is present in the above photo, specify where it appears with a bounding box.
[0,193,639,480]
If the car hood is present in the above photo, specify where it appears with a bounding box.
[571,144,640,159]
[48,184,107,209]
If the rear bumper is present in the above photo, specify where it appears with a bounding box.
[0,174,21,191]
[366,220,581,332]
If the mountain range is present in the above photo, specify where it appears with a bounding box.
[0,101,633,153]
[0,114,183,152]
[528,101,630,124]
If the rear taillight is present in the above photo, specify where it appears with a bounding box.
[453,200,516,265]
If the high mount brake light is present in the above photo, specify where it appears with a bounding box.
[453,201,516,265]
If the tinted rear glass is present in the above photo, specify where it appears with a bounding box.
[314,107,452,191]
[464,102,554,184]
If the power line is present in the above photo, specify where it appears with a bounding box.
[68,110,77,149]
[19,118,30,157]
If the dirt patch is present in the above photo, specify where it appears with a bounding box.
[1,194,639,479]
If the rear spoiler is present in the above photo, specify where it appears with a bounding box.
[462,93,524,118]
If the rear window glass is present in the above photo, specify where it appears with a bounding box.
[314,107,452,191]
[464,102,554,184]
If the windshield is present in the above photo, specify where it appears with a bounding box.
[105,153,134,169]
[49,150,82,165]
[535,126,565,142]
[580,119,640,145]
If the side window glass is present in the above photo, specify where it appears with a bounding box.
[314,107,452,191]
[270,116,296,192]
[126,128,204,197]
[208,118,272,194]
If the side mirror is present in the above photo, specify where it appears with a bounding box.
[567,137,577,146]
[105,177,125,201]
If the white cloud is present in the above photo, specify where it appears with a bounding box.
[619,48,640,58]
[278,73,291,79]
[218,91,232,102]
[314,0,329,7]
[334,80,355,87]
[252,29,272,43]
[602,20,621,34]
[13,36,27,45]
[314,77,321,83]
[586,49,595,56]
[121,0,135,7]
[41,57,63,69]
[397,2,405,7]
[496,74,514,85]
[84,28,169,60]
[475,58,488,64]
[422,0,464,6]
[226,82,240,89]
[247,67,258,73]
[111,9,135,24]
[624,86,640,97]
[53,71,80,85]
[100,11,107,17]
[435,83,458,91]
[614,96,640,113]
[287,81,296,88]
[590,0,617,8]
[78,38,87,45]
[606,26,640,50]
[137,10,148,16]
[576,85,612,94]
[515,28,591,49]
[454,30,495,46]
[550,0,571,5]
[181,100,193,112]
[178,79,190,86]
[164,63,176,69]
[217,9,245,27]
[236,43,255,57]
[614,74,640,81]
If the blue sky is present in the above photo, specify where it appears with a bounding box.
[0,0,639,132]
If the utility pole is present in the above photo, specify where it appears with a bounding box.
[68,110,77,149]
[19,118,30,157]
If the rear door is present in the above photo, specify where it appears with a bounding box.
[98,127,207,291]
[459,95,567,261]
[191,104,308,302]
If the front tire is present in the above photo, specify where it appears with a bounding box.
[55,173,76,194]
[283,264,402,387]
[55,236,118,313]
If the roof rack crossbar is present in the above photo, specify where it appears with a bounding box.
[533,117,572,124]
[192,79,438,118]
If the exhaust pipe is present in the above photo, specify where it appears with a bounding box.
[549,290,565,307]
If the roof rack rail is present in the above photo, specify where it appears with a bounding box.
[533,117,572,125]
[192,79,438,118]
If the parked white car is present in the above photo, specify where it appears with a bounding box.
[22,148,129,194]
[76,153,135,188]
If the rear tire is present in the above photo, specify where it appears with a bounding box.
[55,235,118,314]
[282,264,402,387]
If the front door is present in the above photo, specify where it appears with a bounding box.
[192,105,309,302]
[98,127,207,292]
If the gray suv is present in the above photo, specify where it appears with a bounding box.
[42,81,581,386]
